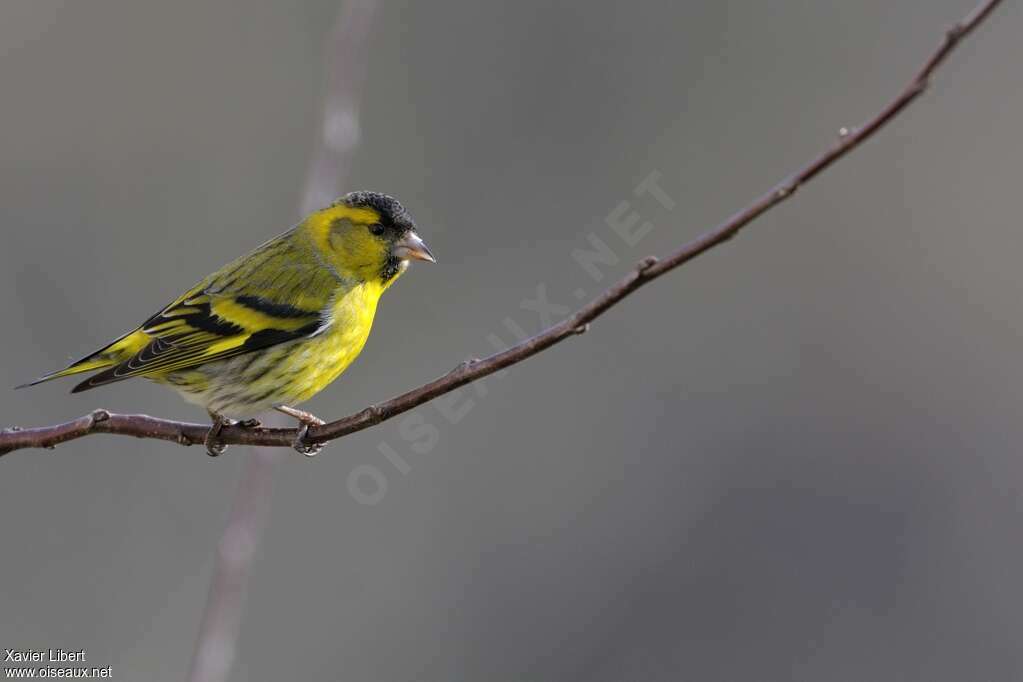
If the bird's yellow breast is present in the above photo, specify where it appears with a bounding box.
[274,278,385,404]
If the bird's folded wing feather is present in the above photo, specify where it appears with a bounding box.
[74,262,334,390]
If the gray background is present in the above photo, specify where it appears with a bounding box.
[2,1,1022,680]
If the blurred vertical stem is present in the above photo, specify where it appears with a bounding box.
[186,3,379,681]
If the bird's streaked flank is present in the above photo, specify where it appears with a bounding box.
[17,191,435,456]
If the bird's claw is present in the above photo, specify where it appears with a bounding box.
[204,416,230,457]
[205,438,228,457]
[204,414,261,456]
[291,422,324,457]
[273,404,326,457]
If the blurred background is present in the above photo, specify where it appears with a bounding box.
[2,1,1022,680]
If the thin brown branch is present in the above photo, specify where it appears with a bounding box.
[0,0,1005,459]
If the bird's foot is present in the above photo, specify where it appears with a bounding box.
[204,414,261,456]
[273,404,326,457]
[204,413,234,457]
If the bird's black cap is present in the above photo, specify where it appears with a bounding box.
[338,191,415,232]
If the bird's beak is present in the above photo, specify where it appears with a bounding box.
[392,231,436,263]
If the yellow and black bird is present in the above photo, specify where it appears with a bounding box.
[18,191,435,456]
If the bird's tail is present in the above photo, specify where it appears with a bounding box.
[15,329,149,390]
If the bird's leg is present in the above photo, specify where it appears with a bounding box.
[236,418,262,428]
[204,411,234,457]
[272,404,326,457]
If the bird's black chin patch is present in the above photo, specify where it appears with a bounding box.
[380,255,404,283]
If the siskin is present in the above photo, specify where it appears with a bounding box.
[18,191,435,456]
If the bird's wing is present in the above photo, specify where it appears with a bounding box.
[72,256,336,392]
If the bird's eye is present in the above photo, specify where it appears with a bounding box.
[368,223,385,236]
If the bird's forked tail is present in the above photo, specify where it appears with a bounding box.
[14,329,149,390]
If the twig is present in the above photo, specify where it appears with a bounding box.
[0,0,1006,458]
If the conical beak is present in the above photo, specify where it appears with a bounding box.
[392,231,436,263]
